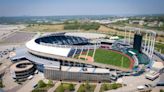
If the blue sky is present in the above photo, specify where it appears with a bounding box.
[0,0,164,16]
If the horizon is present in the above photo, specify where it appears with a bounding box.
[1,13,164,17]
[0,0,164,17]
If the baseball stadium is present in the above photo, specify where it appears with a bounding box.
[10,27,156,82]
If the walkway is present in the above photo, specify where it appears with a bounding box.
[48,81,61,92]
[74,83,81,92]
[94,83,101,92]
[17,73,44,92]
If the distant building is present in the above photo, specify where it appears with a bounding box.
[147,21,158,27]
[158,22,163,27]
[91,18,128,24]
[129,20,144,25]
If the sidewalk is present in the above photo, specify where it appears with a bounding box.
[74,83,81,92]
[48,81,61,92]
[17,74,44,92]
[94,83,101,92]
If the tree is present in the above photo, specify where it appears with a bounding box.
[103,83,108,91]
[78,86,85,92]
[47,80,53,87]
[68,84,74,91]
[85,80,91,90]
[57,85,64,92]
[160,89,164,92]
[0,80,4,88]
[37,80,46,88]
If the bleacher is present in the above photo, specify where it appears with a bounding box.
[112,40,150,65]
[35,35,89,45]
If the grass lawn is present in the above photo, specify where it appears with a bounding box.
[77,84,96,92]
[55,83,75,92]
[21,24,64,32]
[88,48,131,68]
[155,42,164,54]
[100,83,122,92]
[32,80,54,92]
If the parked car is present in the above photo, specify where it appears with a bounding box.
[156,82,164,86]
[137,84,153,90]
[27,75,33,80]
[34,70,38,74]
[33,84,38,88]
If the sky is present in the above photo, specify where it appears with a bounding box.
[0,0,164,16]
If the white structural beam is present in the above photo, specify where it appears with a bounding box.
[85,47,90,61]
[128,29,131,44]
[124,27,127,43]
[150,34,154,58]
[92,44,97,59]
[123,27,156,59]
[72,47,77,58]
[79,47,84,59]
[152,36,156,56]
[144,33,148,52]
[147,34,151,55]
[150,34,156,58]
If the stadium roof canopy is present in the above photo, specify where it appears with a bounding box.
[26,39,71,57]
[10,47,60,68]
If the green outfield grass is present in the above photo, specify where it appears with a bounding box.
[88,49,131,68]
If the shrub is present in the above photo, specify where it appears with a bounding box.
[47,80,53,87]
[68,83,74,91]
[103,83,108,90]
[0,80,4,88]
[160,89,164,92]
[32,88,47,92]
[85,81,91,90]
[55,85,64,92]
[37,80,47,88]
[64,23,100,30]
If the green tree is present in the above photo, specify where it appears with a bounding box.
[85,80,91,90]
[64,21,69,24]
[103,83,108,91]
[0,80,4,88]
[68,83,74,91]
[37,80,46,88]
[57,85,64,92]
[78,86,85,92]
[47,80,53,87]
[160,89,164,92]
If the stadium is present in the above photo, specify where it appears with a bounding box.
[10,28,156,82]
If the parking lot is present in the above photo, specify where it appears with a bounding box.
[108,73,161,92]
[0,25,25,41]
[0,32,36,44]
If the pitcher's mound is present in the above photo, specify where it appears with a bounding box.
[78,55,94,63]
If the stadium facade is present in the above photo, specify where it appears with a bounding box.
[10,29,156,82]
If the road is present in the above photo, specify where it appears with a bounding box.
[106,73,159,92]
[17,73,44,92]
